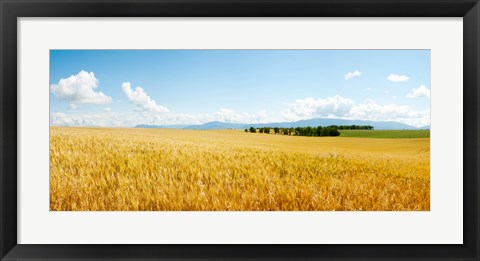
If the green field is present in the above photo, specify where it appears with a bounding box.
[339,130,430,138]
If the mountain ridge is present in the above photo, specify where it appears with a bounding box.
[136,118,423,130]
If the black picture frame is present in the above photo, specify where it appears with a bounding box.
[1,0,479,260]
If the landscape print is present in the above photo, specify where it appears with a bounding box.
[50,50,430,211]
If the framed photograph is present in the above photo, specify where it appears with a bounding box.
[1,0,479,260]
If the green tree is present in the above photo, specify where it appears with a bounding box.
[295,127,301,136]
[249,127,256,133]
[305,126,312,136]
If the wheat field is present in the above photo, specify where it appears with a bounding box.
[50,127,430,211]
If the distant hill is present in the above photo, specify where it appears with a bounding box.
[135,124,191,129]
[184,121,246,130]
[136,118,421,130]
[241,118,419,130]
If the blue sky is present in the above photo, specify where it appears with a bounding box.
[50,50,430,127]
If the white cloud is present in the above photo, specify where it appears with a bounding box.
[283,96,355,121]
[121,82,169,113]
[350,99,428,121]
[51,86,430,128]
[50,71,112,105]
[50,112,113,127]
[50,108,272,128]
[50,97,430,128]
[406,85,430,98]
[282,95,430,127]
[344,70,361,80]
[387,73,410,82]
[50,111,146,127]
[365,87,372,91]
[214,108,268,123]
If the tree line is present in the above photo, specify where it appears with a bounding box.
[244,125,374,137]
[337,125,374,130]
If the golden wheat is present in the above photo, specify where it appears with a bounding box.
[50,127,430,211]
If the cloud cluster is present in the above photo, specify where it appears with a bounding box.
[51,112,119,127]
[50,108,271,127]
[214,108,268,123]
[406,85,430,98]
[50,71,112,105]
[283,96,355,121]
[121,82,170,113]
[350,99,428,121]
[50,71,430,128]
[344,70,361,80]
[283,95,429,127]
[387,73,410,82]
